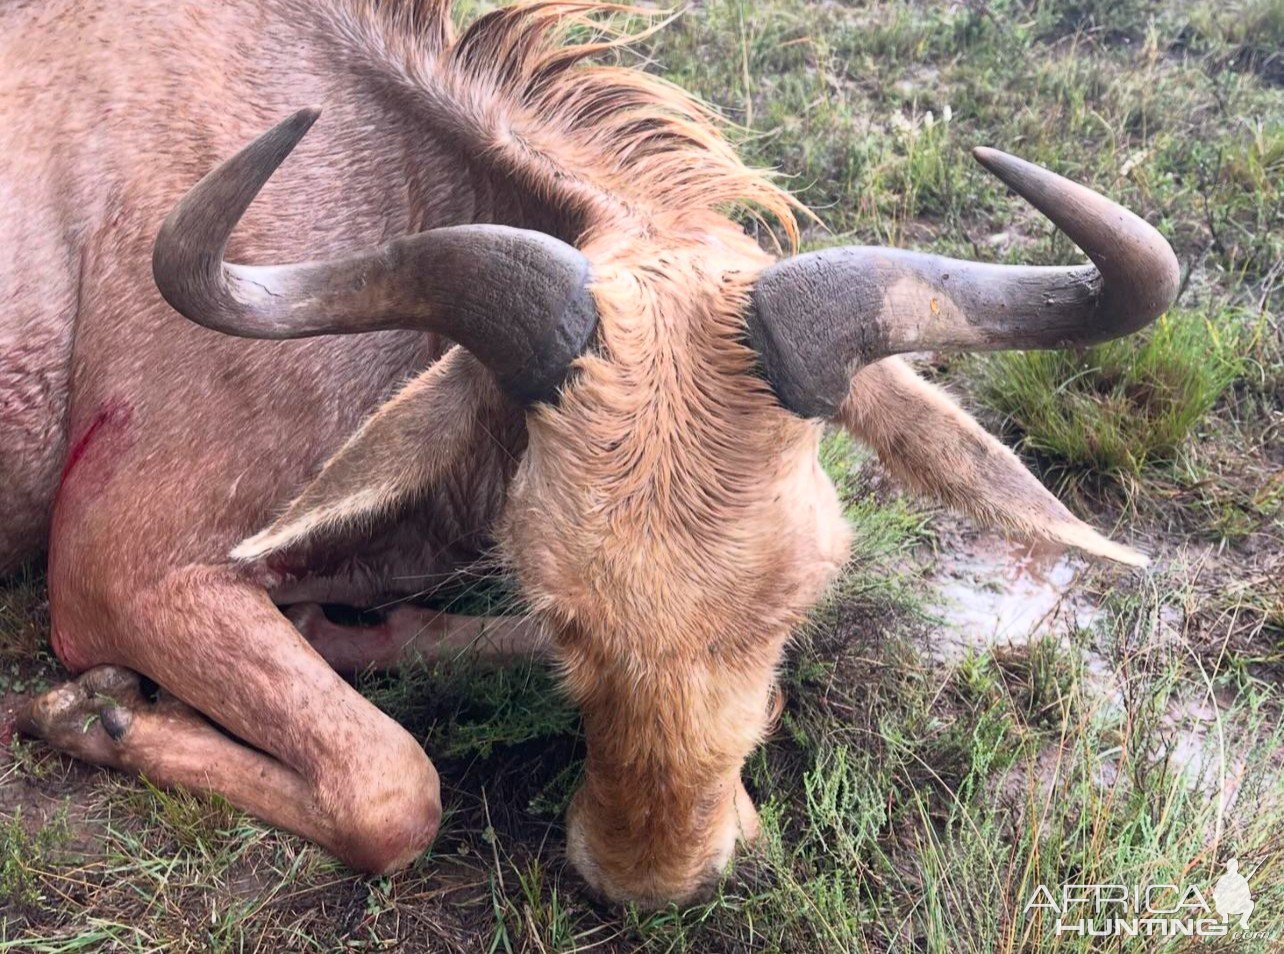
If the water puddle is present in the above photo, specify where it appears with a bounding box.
[924,533,1099,664]
[1160,692,1247,803]
[921,527,1250,800]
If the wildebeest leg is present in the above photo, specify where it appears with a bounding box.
[18,666,325,841]
[28,568,440,873]
[285,603,548,673]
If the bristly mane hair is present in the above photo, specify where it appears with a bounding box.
[337,0,801,247]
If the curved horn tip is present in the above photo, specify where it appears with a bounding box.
[970,145,1036,182]
[273,107,323,151]
[249,107,324,166]
[971,143,1181,331]
[286,107,323,133]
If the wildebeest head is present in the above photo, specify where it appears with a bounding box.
[154,107,1177,904]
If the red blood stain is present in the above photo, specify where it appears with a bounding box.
[51,624,91,674]
[48,400,134,673]
[61,402,132,483]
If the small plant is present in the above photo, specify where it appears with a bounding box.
[974,308,1244,478]
[1023,0,1155,41]
[0,807,69,911]
[1184,0,1284,84]
[122,780,244,856]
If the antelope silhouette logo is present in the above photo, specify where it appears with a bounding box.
[1213,859,1254,929]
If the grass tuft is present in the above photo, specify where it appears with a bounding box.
[973,308,1245,477]
[0,807,69,913]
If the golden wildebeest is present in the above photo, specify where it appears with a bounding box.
[3,0,1176,906]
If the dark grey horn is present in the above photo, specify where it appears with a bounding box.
[153,109,598,403]
[748,148,1181,418]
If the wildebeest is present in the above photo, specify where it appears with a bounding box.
[2,0,1177,905]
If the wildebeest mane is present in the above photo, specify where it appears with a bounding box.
[338,0,801,245]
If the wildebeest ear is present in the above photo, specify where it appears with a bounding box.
[837,357,1147,567]
[231,347,508,561]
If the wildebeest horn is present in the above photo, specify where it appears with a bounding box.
[747,148,1181,418]
[153,109,598,404]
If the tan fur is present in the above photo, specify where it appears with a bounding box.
[238,0,1132,903]
[233,347,506,560]
[5,0,1142,908]
[338,0,803,245]
[262,1,1137,901]
[502,233,850,901]
[840,358,1147,566]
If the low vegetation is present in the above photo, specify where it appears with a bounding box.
[3,0,1281,950]
[973,307,1246,477]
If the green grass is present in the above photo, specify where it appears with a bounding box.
[3,0,1283,950]
[973,308,1245,477]
[0,807,69,912]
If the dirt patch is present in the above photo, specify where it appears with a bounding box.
[918,516,1275,798]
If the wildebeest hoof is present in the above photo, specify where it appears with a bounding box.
[80,665,144,702]
[18,680,87,734]
[100,705,133,740]
[17,665,148,763]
